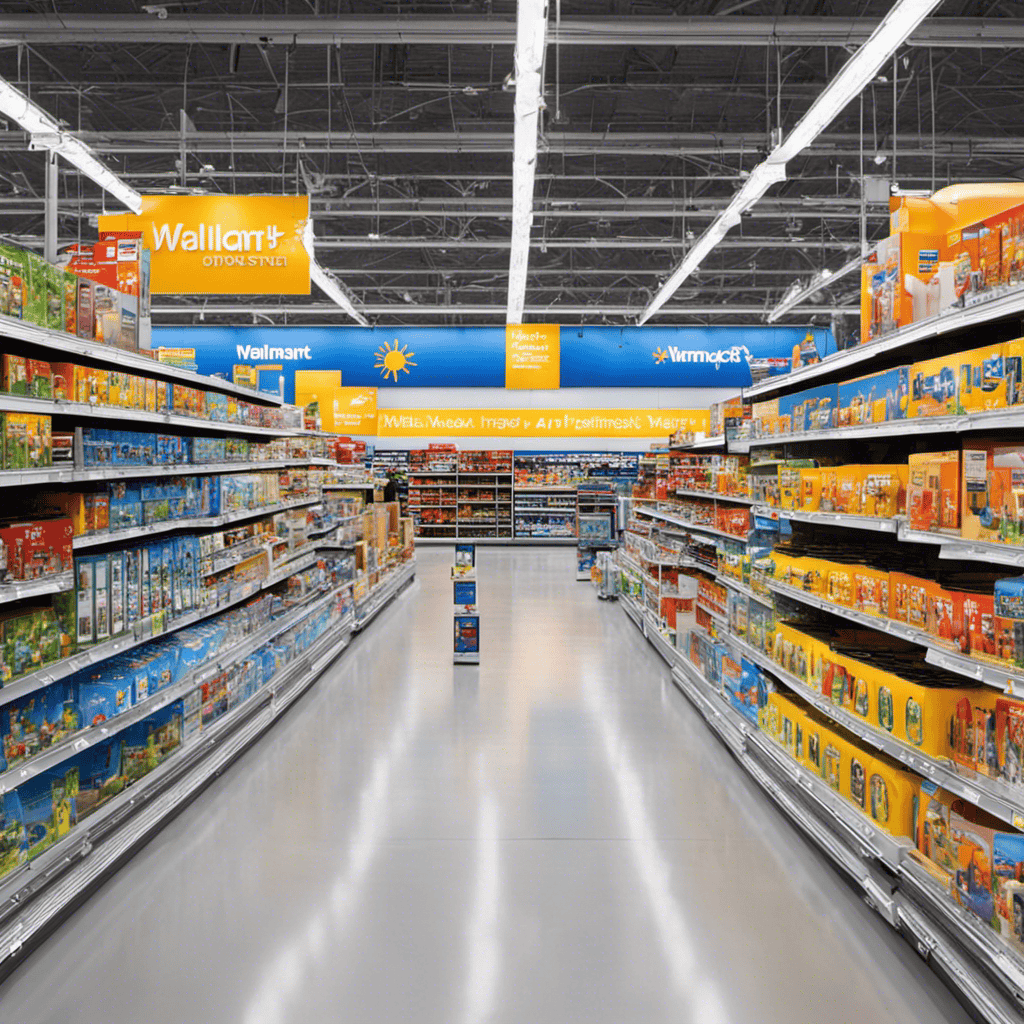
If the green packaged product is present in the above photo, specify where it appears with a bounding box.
[23,252,47,326]
[45,263,63,332]
[0,243,26,319]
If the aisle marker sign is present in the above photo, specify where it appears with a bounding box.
[376,407,709,438]
[505,324,560,389]
[99,195,311,295]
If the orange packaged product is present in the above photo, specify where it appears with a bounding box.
[906,451,960,534]
[888,571,919,624]
[853,565,889,617]
[835,465,865,515]
[799,469,821,511]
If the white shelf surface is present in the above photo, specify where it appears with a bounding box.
[634,504,748,542]
[674,488,757,505]
[753,504,898,533]
[0,570,73,606]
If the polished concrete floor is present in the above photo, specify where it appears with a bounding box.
[0,548,972,1024]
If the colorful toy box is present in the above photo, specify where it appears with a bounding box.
[837,366,910,426]
[909,352,962,418]
[961,442,1024,546]
[907,451,961,534]
[957,341,1014,414]
[3,413,52,470]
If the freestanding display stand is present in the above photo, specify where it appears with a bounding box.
[452,543,480,663]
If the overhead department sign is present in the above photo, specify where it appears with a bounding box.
[100,195,311,295]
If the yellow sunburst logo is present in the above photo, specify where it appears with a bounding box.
[374,338,417,382]
[653,347,668,364]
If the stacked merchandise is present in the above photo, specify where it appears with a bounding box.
[457,450,512,541]
[514,451,638,540]
[407,445,458,538]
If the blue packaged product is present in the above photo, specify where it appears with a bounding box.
[0,681,79,772]
[837,365,910,427]
[76,670,133,727]
[120,700,183,784]
[108,481,142,529]
[0,791,27,878]
[994,576,1024,618]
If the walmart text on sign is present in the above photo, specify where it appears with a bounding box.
[376,408,709,438]
[100,195,311,295]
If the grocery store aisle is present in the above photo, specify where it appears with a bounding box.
[0,548,971,1024]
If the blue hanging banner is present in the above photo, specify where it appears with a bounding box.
[559,325,835,387]
[152,323,834,402]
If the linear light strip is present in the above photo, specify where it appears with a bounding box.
[638,0,944,325]
[505,0,549,326]
[766,254,863,323]
[2,74,368,326]
[0,76,143,214]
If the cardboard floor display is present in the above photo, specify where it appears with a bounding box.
[452,543,479,663]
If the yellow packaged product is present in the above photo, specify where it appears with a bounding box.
[862,465,908,518]
[778,464,802,510]
[956,341,1009,414]
[862,749,920,839]
[817,466,839,512]
[824,560,855,608]
[852,564,889,617]
[771,621,814,683]
[907,450,960,534]
[84,366,109,405]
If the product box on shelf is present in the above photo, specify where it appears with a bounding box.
[916,785,1024,953]
[0,517,73,580]
[909,353,963,418]
[907,451,961,535]
[0,601,67,683]
[837,366,910,426]
[956,341,1015,414]
[0,243,26,320]
[778,384,838,434]
[3,413,51,470]
[961,442,1024,546]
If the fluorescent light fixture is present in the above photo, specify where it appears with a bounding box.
[303,220,368,325]
[766,253,863,323]
[505,0,549,326]
[310,261,369,326]
[0,77,143,213]
[638,0,942,326]
[639,172,782,325]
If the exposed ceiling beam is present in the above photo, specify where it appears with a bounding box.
[0,130,1017,158]
[151,303,857,317]
[1,233,859,251]
[0,15,1020,48]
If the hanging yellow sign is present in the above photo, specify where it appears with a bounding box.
[376,408,709,438]
[99,194,311,295]
[294,371,378,434]
[505,324,560,389]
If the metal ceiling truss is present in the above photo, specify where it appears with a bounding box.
[0,4,1020,326]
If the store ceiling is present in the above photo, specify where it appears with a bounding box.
[0,1,1022,333]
